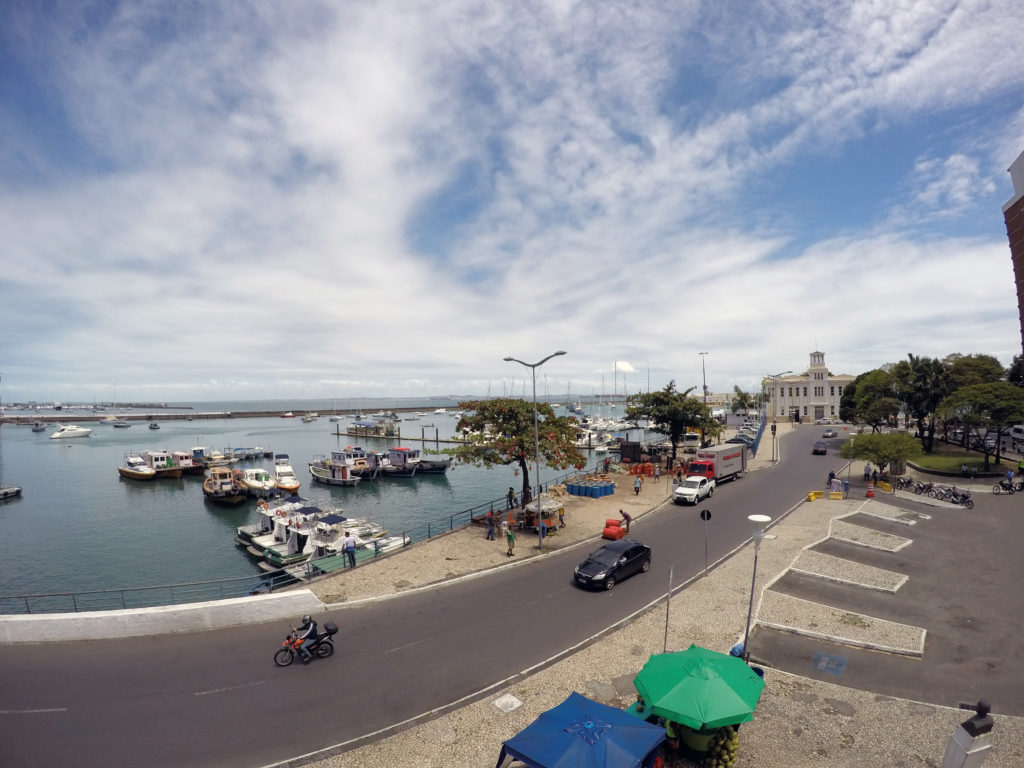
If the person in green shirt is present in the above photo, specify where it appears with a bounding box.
[505,525,515,557]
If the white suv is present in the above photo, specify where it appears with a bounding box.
[672,476,716,505]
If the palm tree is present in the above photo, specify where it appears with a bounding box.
[906,354,951,453]
[731,385,756,416]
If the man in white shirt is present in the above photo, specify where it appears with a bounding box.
[343,531,357,568]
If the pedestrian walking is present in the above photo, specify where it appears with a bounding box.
[871,469,878,484]
[505,525,516,557]
[634,475,642,495]
[506,487,516,509]
[843,478,850,498]
[653,465,660,483]
[620,509,632,533]
[827,469,836,488]
[603,457,610,474]
[675,467,683,484]
[486,508,496,540]
[863,463,871,481]
[558,507,565,528]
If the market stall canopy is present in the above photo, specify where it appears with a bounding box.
[633,645,766,731]
[495,692,664,768]
[524,496,564,515]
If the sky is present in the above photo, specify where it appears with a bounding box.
[2,0,1024,405]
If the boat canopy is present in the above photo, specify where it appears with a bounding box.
[318,513,347,526]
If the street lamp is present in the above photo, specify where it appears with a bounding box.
[699,352,709,404]
[742,514,772,661]
[503,350,567,552]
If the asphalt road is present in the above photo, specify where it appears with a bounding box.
[0,426,844,767]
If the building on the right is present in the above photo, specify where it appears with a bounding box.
[767,351,855,423]
[1003,149,1024,355]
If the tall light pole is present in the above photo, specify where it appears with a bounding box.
[742,514,772,661]
[504,350,567,552]
[699,352,709,404]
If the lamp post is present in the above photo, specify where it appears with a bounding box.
[742,514,772,661]
[699,352,709,404]
[503,350,567,552]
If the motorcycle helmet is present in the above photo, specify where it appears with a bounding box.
[302,614,311,624]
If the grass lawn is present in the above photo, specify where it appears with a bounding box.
[911,443,1008,473]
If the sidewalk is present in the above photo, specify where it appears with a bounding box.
[281,433,1023,768]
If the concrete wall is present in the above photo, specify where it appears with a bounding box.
[0,590,325,643]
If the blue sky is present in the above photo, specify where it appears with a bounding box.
[2,0,1023,404]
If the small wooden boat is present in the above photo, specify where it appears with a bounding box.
[308,460,362,487]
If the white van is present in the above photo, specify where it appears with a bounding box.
[1010,425,1024,443]
[682,432,701,454]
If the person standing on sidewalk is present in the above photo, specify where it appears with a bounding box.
[634,475,642,495]
[505,525,516,557]
[486,508,496,540]
[653,465,660,483]
[343,531,357,569]
[506,487,516,509]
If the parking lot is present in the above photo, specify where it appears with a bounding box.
[749,486,1024,717]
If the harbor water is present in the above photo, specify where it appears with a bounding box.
[0,399,633,599]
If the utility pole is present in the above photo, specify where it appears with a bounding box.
[699,352,709,404]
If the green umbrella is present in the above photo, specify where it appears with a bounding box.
[633,645,765,730]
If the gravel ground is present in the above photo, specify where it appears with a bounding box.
[279,432,1024,768]
[828,518,912,551]
[789,549,908,592]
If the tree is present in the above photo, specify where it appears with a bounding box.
[625,381,710,469]
[451,398,585,500]
[937,382,1024,469]
[839,432,922,474]
[1007,354,1024,387]
[730,385,756,415]
[838,375,860,423]
[905,354,952,453]
[853,369,898,431]
[945,354,1005,390]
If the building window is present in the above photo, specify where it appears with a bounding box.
[803,406,808,415]
[831,386,835,396]
[838,386,843,395]
[803,387,807,397]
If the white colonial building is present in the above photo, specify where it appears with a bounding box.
[768,351,855,423]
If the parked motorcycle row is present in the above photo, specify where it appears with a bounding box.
[892,476,975,508]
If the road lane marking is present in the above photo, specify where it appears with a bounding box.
[195,680,266,697]
[385,639,423,653]
[0,707,67,714]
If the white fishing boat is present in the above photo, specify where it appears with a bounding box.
[308,459,362,487]
[273,453,301,493]
[301,412,318,423]
[237,467,277,498]
[49,424,92,439]
[141,450,183,478]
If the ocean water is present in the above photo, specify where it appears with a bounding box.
[0,402,633,598]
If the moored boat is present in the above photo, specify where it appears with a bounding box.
[118,454,157,481]
[202,466,247,506]
[272,454,302,492]
[31,422,47,432]
[417,452,453,474]
[0,486,23,500]
[237,467,277,498]
[141,450,184,479]
[381,447,418,478]
[49,424,92,439]
[308,458,362,487]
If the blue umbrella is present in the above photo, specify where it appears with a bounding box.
[495,692,665,768]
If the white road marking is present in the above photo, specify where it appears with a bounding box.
[0,707,67,714]
[195,680,266,697]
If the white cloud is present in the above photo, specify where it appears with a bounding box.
[1,0,1023,403]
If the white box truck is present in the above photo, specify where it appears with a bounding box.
[686,444,746,483]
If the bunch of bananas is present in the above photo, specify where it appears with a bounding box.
[700,725,740,768]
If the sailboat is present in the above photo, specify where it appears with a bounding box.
[104,384,131,428]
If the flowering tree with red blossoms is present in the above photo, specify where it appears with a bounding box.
[451,398,587,501]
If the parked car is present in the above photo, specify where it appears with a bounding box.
[672,476,716,505]
[815,417,832,425]
[726,436,754,447]
[812,441,827,455]
[822,428,838,438]
[573,539,652,591]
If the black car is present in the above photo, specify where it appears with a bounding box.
[574,538,651,591]
[812,441,827,455]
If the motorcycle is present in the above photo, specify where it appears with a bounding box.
[992,479,1017,495]
[274,621,338,667]
[913,480,933,496]
[943,487,974,509]
[894,476,914,491]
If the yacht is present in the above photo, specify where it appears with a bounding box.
[49,424,93,439]
[273,453,302,493]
